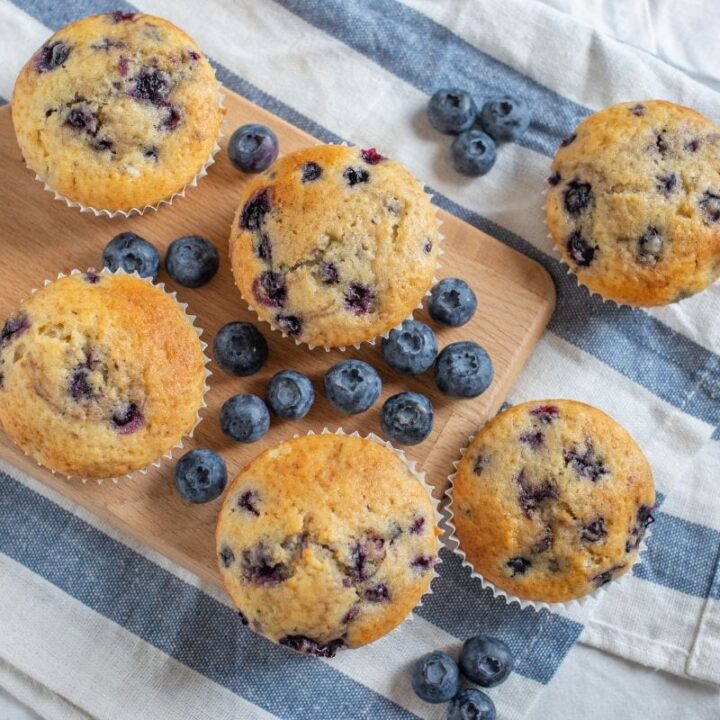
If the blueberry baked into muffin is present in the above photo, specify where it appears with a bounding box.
[546,100,720,306]
[0,272,207,478]
[229,145,440,348]
[450,400,655,603]
[216,434,439,655]
[12,12,223,213]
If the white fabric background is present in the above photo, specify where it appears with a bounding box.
[1,0,720,718]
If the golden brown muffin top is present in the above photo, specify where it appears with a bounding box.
[546,100,720,305]
[12,12,223,211]
[216,434,439,654]
[452,400,655,603]
[229,144,440,348]
[0,272,207,478]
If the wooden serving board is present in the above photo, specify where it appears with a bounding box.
[0,91,555,588]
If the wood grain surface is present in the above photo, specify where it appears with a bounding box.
[0,90,555,588]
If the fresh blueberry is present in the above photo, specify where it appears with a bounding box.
[381,392,433,445]
[228,123,279,173]
[427,88,477,134]
[213,321,268,377]
[435,341,493,397]
[324,359,381,414]
[165,235,219,287]
[459,635,513,687]
[382,320,437,374]
[451,130,496,177]
[410,651,460,704]
[220,395,270,443]
[479,96,530,142]
[447,688,496,720]
[101,232,160,280]
[266,370,314,419]
[428,278,477,327]
[173,448,227,504]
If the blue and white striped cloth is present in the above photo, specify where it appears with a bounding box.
[0,1,719,718]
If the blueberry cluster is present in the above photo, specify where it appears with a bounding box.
[212,320,315,442]
[102,231,219,287]
[173,351,315,504]
[159,215,486,497]
[427,89,530,177]
[411,634,513,719]
[374,277,491,445]
[176,271,490,503]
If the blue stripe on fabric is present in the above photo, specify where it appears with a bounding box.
[0,471,419,719]
[273,0,589,157]
[635,510,720,600]
[711,425,720,441]
[0,470,577,687]
[11,0,720,432]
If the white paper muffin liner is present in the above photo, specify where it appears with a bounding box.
[6,267,211,485]
[31,87,226,218]
[239,143,444,352]
[442,428,655,613]
[221,427,443,652]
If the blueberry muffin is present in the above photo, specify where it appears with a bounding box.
[229,145,440,348]
[12,12,223,213]
[216,434,439,655]
[451,400,655,603]
[546,100,720,305]
[0,272,207,478]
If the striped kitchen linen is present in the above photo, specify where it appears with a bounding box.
[0,1,719,718]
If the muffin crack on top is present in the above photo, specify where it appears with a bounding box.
[216,434,439,654]
[229,144,440,348]
[546,100,720,305]
[12,12,223,211]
